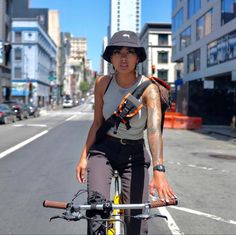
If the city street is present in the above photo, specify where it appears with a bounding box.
[0,103,235,235]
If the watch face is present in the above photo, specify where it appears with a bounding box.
[153,164,165,172]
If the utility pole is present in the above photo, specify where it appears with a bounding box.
[24,53,29,104]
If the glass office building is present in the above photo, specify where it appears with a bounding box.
[172,0,236,125]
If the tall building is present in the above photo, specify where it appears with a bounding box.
[11,19,57,106]
[139,23,176,87]
[172,0,236,125]
[62,33,88,98]
[0,0,12,102]
[48,10,62,100]
[109,0,141,38]
[101,0,141,75]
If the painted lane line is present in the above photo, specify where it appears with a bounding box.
[65,115,77,121]
[167,161,229,173]
[13,124,47,127]
[150,195,183,235]
[171,206,236,225]
[158,207,184,235]
[0,130,48,160]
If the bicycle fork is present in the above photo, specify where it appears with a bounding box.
[107,171,125,235]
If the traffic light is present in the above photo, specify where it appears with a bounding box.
[152,65,156,75]
[29,82,33,92]
[94,71,97,79]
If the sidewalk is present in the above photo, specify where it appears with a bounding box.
[199,125,236,139]
[39,104,62,116]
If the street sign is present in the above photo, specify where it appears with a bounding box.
[48,76,56,81]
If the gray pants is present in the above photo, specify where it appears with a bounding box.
[87,137,150,235]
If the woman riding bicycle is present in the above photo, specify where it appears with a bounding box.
[76,30,177,235]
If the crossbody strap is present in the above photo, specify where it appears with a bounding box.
[103,75,113,95]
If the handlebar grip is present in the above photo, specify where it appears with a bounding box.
[150,198,178,208]
[43,200,69,209]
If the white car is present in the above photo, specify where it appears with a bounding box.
[63,99,73,108]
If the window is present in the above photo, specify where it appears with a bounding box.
[158,51,168,63]
[188,0,201,18]
[180,26,191,50]
[172,8,183,32]
[187,49,200,73]
[158,34,168,46]
[172,0,183,10]
[14,48,22,61]
[157,70,168,82]
[15,32,22,43]
[196,9,213,40]
[14,67,22,78]
[221,0,236,25]
[172,38,177,55]
[207,30,236,67]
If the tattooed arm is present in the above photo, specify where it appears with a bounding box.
[143,83,176,202]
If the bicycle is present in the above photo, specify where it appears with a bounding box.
[43,170,178,235]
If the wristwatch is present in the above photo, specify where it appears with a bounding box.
[153,164,165,172]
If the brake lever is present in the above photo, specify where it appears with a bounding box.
[49,215,66,222]
[49,212,85,222]
[133,213,168,220]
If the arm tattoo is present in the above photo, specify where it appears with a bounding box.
[146,85,164,165]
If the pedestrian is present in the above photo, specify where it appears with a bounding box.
[76,30,177,235]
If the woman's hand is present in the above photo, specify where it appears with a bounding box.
[149,171,177,202]
[76,157,88,184]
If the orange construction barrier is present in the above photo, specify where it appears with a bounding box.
[164,115,175,129]
[173,116,202,129]
[164,112,202,130]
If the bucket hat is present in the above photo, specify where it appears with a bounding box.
[102,30,146,63]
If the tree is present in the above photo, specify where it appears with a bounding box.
[79,81,90,94]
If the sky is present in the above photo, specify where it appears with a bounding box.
[31,0,172,72]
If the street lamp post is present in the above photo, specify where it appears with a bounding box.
[24,53,29,104]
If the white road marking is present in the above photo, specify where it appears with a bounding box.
[167,161,229,173]
[13,124,47,127]
[65,115,77,121]
[171,206,236,225]
[158,207,184,235]
[0,130,48,160]
[150,195,184,234]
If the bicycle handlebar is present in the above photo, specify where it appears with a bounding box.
[150,198,178,208]
[43,198,177,210]
[43,200,69,209]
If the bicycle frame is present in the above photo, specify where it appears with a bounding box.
[107,170,124,235]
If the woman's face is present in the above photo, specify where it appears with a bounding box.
[111,47,139,73]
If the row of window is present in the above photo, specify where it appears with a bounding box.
[186,29,236,74]
[207,29,236,66]
[178,8,213,51]
[173,0,236,33]
[172,0,201,32]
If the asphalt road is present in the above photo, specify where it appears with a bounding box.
[0,103,235,234]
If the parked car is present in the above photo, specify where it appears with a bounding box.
[3,100,29,120]
[23,103,40,117]
[62,98,73,108]
[0,104,17,124]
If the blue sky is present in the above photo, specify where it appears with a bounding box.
[31,0,172,72]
